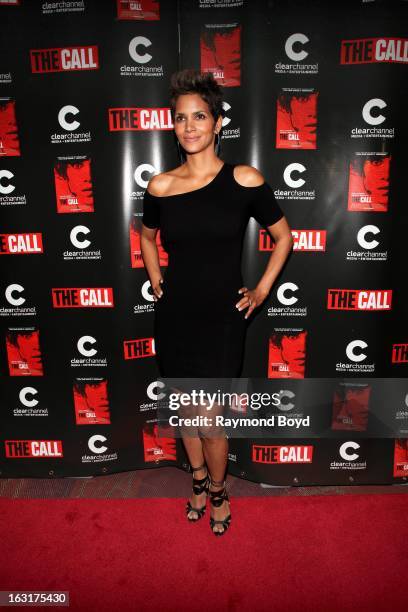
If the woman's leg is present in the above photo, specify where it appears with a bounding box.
[181,435,208,520]
[170,382,209,521]
[198,395,231,534]
[202,436,230,533]
[202,435,228,483]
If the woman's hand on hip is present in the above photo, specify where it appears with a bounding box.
[236,286,269,319]
[152,278,164,302]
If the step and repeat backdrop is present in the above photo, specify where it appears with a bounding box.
[1,0,407,485]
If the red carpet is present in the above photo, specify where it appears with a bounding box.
[0,494,407,611]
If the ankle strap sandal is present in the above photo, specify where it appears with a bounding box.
[209,478,231,536]
[185,462,210,522]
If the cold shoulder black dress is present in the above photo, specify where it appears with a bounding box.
[142,161,284,377]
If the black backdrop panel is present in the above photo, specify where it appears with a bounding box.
[0,0,407,484]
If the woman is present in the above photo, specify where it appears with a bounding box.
[141,68,293,536]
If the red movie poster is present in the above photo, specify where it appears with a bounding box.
[276,90,318,149]
[348,154,390,212]
[73,379,111,425]
[116,0,160,20]
[54,157,94,213]
[130,218,168,268]
[332,384,370,431]
[0,98,20,156]
[143,422,176,462]
[393,439,408,477]
[6,328,44,376]
[201,23,241,87]
[268,330,307,378]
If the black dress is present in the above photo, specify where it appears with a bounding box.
[142,161,284,377]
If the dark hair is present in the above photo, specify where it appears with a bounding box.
[169,68,224,123]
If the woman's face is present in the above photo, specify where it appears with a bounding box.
[173,93,221,155]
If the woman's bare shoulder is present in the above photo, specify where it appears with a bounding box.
[146,165,185,196]
[233,164,265,187]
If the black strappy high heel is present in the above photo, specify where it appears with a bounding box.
[209,478,231,536]
[186,462,210,522]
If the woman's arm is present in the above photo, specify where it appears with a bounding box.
[238,217,293,319]
[234,164,294,318]
[255,216,294,299]
[140,225,164,302]
[141,174,166,302]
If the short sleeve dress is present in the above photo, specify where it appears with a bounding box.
[142,161,284,377]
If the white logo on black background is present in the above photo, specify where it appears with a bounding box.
[58,105,80,131]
